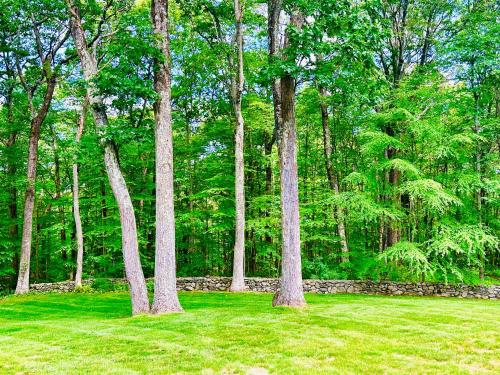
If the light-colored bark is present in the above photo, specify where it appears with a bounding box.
[74,102,86,287]
[268,0,283,136]
[230,0,246,292]
[318,85,349,263]
[151,0,182,313]
[67,0,150,314]
[16,75,57,294]
[272,10,306,307]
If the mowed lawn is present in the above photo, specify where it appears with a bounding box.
[0,292,499,374]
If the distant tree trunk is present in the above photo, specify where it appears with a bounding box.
[318,85,349,262]
[264,132,275,194]
[230,0,246,292]
[74,102,86,287]
[419,8,435,66]
[377,0,412,250]
[67,1,150,315]
[5,87,19,288]
[386,144,400,247]
[7,130,19,287]
[150,0,182,313]
[51,124,69,276]
[16,75,57,294]
[264,0,281,252]
[272,10,306,307]
[473,92,484,280]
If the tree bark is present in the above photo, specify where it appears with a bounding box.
[419,8,435,66]
[473,93,484,279]
[386,145,400,247]
[318,86,349,262]
[230,0,246,292]
[272,10,306,307]
[74,102,86,287]
[67,1,150,314]
[263,0,281,251]
[150,0,182,313]
[51,124,69,275]
[16,75,57,294]
[268,0,282,138]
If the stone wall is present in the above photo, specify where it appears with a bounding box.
[28,277,499,299]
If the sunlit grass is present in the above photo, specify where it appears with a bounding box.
[0,292,498,374]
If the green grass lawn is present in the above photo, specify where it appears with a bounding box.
[0,292,498,374]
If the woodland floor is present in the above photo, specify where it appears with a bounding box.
[0,292,498,374]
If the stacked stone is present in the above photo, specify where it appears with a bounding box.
[29,280,91,293]
[29,277,499,299]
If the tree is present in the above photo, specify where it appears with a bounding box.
[230,0,246,291]
[16,74,58,294]
[12,0,70,293]
[272,6,306,307]
[151,0,183,313]
[442,0,500,278]
[73,101,86,287]
[318,84,349,262]
[66,0,150,315]
[0,17,21,288]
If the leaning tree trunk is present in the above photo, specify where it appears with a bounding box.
[74,102,86,287]
[230,0,246,292]
[272,11,306,307]
[67,1,150,314]
[150,0,182,313]
[319,85,349,262]
[16,75,57,294]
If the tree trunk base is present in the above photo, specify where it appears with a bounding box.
[229,281,247,292]
[130,297,151,316]
[15,286,29,295]
[15,270,30,295]
[151,296,183,315]
[272,291,306,307]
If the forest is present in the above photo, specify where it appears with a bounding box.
[0,0,498,307]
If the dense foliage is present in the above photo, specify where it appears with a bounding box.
[0,0,498,291]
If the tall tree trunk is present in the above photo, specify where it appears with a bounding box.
[268,0,282,137]
[16,75,57,294]
[230,0,246,292]
[74,102,86,287]
[150,0,182,313]
[318,86,349,262]
[67,1,150,315]
[272,10,306,307]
